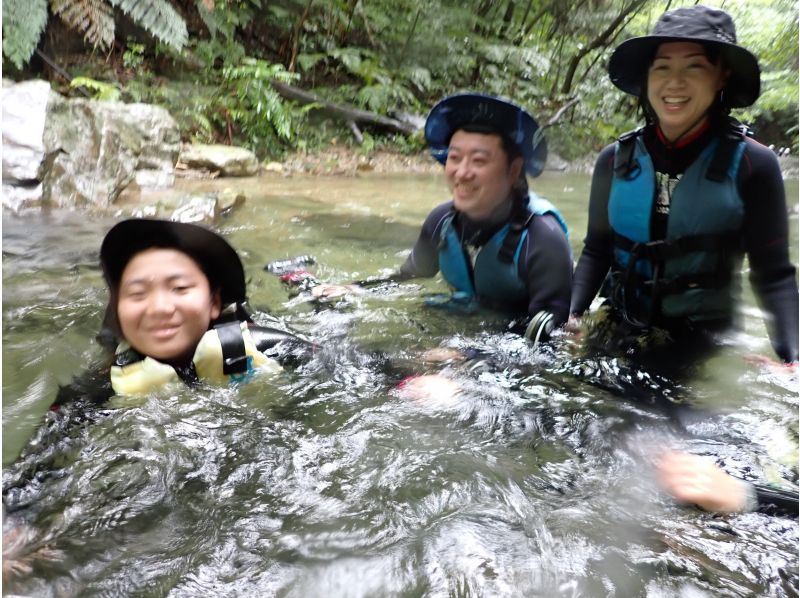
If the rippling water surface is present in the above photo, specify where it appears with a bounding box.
[3,172,798,596]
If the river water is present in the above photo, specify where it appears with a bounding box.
[3,171,798,596]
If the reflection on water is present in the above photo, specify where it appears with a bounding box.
[2,173,798,596]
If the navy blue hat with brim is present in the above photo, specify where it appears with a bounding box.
[424,93,547,177]
[99,219,247,339]
[608,5,760,108]
[101,218,246,306]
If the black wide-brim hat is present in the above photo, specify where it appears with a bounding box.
[424,92,547,177]
[608,5,760,108]
[99,219,247,339]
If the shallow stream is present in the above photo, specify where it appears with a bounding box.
[3,171,798,596]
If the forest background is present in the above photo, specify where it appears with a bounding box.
[2,0,798,163]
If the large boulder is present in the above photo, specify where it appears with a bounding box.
[179,144,259,177]
[2,80,181,211]
[43,98,180,208]
[1,80,59,211]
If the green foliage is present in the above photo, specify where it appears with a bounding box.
[3,0,188,68]
[123,39,146,69]
[71,76,121,101]
[222,57,299,143]
[50,0,115,50]
[194,38,247,71]
[24,0,796,156]
[2,0,48,69]
[198,0,262,40]
[107,0,188,49]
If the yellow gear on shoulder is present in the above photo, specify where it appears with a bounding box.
[110,322,282,396]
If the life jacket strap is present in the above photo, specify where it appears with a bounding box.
[613,231,742,262]
[613,230,741,326]
[215,321,249,375]
[614,128,645,179]
[705,121,749,182]
[497,209,533,264]
[619,268,733,294]
[114,347,145,367]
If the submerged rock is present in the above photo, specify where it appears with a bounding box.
[119,188,248,223]
[179,144,259,177]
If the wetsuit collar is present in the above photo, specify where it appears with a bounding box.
[457,196,514,246]
[656,119,711,149]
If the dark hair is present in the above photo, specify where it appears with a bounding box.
[456,123,523,162]
[639,42,731,127]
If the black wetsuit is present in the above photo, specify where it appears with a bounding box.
[397,200,573,335]
[751,483,799,517]
[571,121,799,363]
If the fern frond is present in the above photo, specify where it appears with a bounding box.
[107,0,188,50]
[51,0,115,50]
[2,0,48,69]
[70,76,121,100]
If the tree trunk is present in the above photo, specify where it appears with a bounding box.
[560,0,648,95]
[270,80,417,137]
[288,0,315,72]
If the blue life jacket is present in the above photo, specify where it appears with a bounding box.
[607,125,748,325]
[437,192,568,310]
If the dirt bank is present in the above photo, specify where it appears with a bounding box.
[279,148,441,176]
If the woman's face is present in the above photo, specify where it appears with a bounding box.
[117,248,221,363]
[647,41,728,141]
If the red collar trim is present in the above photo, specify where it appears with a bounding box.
[656,120,711,148]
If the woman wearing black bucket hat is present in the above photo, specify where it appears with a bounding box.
[49,218,311,405]
[569,4,798,365]
[569,5,798,517]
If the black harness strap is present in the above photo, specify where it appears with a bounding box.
[614,128,644,179]
[619,268,733,294]
[612,230,742,326]
[705,121,749,182]
[613,231,742,262]
[114,347,146,368]
[497,209,534,264]
[215,321,249,375]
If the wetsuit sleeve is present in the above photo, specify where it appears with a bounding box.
[751,483,799,517]
[248,324,315,367]
[397,202,453,279]
[570,144,616,315]
[521,213,573,329]
[49,365,114,411]
[739,139,799,363]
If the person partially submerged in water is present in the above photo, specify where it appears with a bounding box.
[52,217,311,408]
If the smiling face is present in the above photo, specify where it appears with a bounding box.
[646,41,728,141]
[117,248,221,363]
[444,130,523,221]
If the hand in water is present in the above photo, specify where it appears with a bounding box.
[744,353,798,374]
[310,284,361,299]
[419,347,466,363]
[563,315,584,338]
[656,451,749,513]
[394,374,463,407]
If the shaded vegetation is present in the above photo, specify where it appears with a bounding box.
[4,0,797,160]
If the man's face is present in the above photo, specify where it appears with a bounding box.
[444,130,523,220]
[117,248,221,363]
